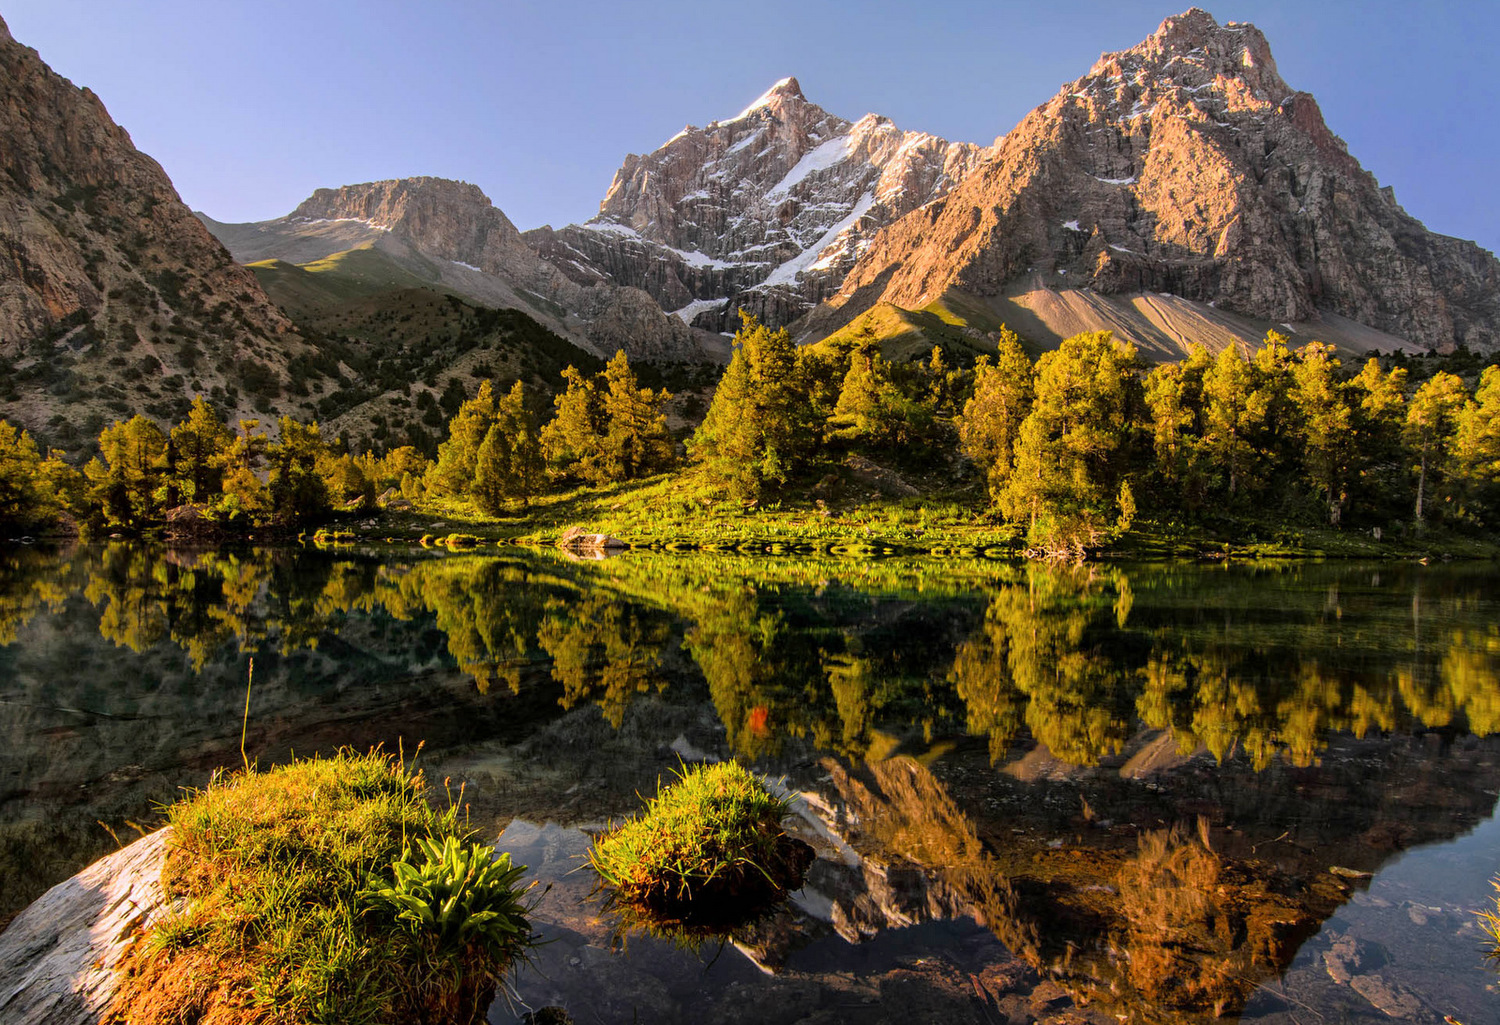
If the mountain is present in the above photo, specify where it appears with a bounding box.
[803,9,1500,358]
[202,178,717,364]
[524,77,986,331]
[0,14,320,445]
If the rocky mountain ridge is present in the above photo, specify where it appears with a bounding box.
[525,77,986,330]
[811,8,1500,354]
[204,177,714,364]
[0,13,318,442]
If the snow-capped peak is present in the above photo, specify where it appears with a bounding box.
[730,76,805,121]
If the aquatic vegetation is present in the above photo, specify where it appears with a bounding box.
[109,750,533,1025]
[1480,876,1500,964]
[588,761,812,934]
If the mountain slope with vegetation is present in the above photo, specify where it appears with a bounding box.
[0,14,326,453]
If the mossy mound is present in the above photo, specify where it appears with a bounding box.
[588,761,813,934]
[110,750,532,1025]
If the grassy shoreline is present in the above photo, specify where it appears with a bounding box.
[316,472,1500,563]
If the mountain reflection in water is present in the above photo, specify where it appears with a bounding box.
[1,543,1498,1023]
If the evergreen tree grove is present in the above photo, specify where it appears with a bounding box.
[472,381,544,514]
[1405,372,1468,524]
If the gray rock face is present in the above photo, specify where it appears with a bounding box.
[824,7,1500,352]
[205,178,714,363]
[0,829,169,1025]
[526,77,985,330]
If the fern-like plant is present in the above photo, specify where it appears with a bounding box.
[361,835,532,960]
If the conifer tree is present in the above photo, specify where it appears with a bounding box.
[472,381,544,513]
[828,344,894,444]
[541,365,608,480]
[1351,358,1408,458]
[1000,331,1136,554]
[690,314,817,499]
[1404,371,1468,524]
[924,344,972,417]
[1448,367,1499,522]
[430,381,499,497]
[268,418,331,525]
[1289,343,1355,525]
[319,453,375,511]
[90,415,169,530]
[1201,346,1265,501]
[601,350,675,480]
[170,397,232,503]
[0,421,64,530]
[1453,366,1500,508]
[1142,344,1211,508]
[216,419,271,524]
[957,329,1034,503]
[1248,331,1296,487]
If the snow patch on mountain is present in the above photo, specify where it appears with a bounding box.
[765,135,856,202]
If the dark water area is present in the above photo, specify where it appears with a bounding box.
[2,543,1499,1023]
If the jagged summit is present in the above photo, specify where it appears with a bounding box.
[525,80,983,330]
[730,76,806,120]
[813,7,1500,354]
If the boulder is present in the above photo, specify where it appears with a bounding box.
[0,829,170,1025]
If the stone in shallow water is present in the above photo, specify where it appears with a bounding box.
[1322,931,1390,984]
[1348,972,1436,1020]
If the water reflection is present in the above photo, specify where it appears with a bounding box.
[4,547,1496,771]
[2,544,1499,1022]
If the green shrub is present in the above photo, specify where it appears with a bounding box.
[361,835,529,956]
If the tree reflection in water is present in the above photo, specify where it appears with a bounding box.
[2,544,1499,1018]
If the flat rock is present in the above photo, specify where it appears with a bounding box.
[1323,931,1389,984]
[0,828,170,1025]
[1348,972,1436,1021]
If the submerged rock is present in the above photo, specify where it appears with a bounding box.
[0,829,169,1025]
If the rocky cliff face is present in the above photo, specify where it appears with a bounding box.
[207,177,708,362]
[819,8,1500,353]
[526,78,985,330]
[0,14,310,441]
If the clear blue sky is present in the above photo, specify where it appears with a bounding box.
[4,1,1495,254]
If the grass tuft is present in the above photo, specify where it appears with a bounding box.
[110,750,532,1025]
[588,761,812,937]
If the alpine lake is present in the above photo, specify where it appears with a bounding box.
[3,541,1499,1025]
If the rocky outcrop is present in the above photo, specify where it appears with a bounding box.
[818,8,1500,353]
[0,828,169,1025]
[0,15,311,441]
[526,77,985,330]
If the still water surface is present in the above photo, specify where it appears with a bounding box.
[2,543,1498,1023]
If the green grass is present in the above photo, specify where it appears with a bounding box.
[111,751,532,1025]
[378,467,1023,556]
[588,761,811,935]
[809,290,1008,364]
[370,470,1500,564]
[247,246,439,320]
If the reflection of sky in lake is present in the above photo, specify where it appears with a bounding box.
[2,544,1499,1021]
